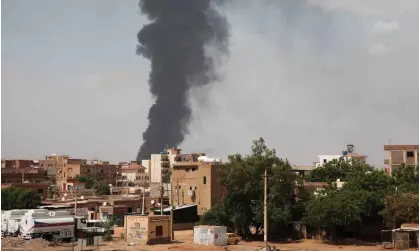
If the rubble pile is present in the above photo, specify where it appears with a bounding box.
[1,237,50,249]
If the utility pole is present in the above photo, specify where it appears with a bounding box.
[141,187,146,215]
[160,182,164,216]
[264,166,268,248]
[170,182,174,241]
[176,179,179,206]
[74,186,78,216]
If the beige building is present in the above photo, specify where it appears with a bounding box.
[384,144,419,175]
[171,156,225,215]
[119,161,150,187]
[124,215,171,244]
[57,158,119,191]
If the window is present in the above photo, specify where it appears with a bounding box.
[323,159,327,164]
[192,168,196,172]
[407,151,414,158]
[189,186,192,190]
[127,207,133,213]
[203,176,207,185]
[155,226,163,237]
[186,168,190,172]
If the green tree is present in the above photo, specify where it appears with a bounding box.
[77,176,95,189]
[1,187,42,210]
[381,192,419,225]
[391,165,419,193]
[94,183,111,195]
[303,188,365,240]
[200,137,306,239]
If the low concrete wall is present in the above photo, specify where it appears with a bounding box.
[173,222,195,231]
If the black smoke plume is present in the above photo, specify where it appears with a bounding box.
[136,0,229,161]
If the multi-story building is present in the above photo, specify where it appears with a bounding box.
[2,159,34,169]
[1,167,48,184]
[314,144,367,168]
[384,144,419,175]
[118,161,150,187]
[171,155,225,216]
[144,147,181,183]
[57,158,119,191]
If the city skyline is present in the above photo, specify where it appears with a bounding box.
[2,0,419,168]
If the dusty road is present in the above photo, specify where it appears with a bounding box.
[2,230,389,251]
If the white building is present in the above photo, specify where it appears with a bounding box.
[143,148,181,183]
[119,161,149,187]
[314,145,367,168]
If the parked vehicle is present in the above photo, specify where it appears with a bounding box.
[227,232,240,244]
[19,210,74,240]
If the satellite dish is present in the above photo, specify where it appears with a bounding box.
[157,203,161,207]
[103,202,107,206]
[80,196,84,200]
[109,184,113,187]
[64,193,68,197]
[61,197,65,201]
[150,200,155,205]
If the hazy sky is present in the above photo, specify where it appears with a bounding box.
[2,0,419,167]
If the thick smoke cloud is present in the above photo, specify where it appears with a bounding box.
[136,0,229,161]
[181,0,419,166]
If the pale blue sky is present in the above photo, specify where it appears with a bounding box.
[2,0,419,166]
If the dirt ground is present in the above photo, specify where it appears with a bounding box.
[1,230,404,251]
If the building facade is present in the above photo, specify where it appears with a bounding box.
[171,156,225,215]
[144,148,181,183]
[57,158,119,191]
[384,144,419,175]
[119,161,150,187]
[314,145,367,168]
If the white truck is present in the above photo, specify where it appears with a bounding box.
[19,210,74,240]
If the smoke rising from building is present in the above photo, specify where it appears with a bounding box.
[135,0,229,161]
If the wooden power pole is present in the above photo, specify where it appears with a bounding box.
[264,166,268,248]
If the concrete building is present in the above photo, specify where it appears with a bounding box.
[1,159,34,169]
[119,161,149,187]
[142,147,181,183]
[1,168,48,184]
[124,215,171,244]
[171,155,225,215]
[314,144,366,168]
[57,158,119,191]
[384,144,419,175]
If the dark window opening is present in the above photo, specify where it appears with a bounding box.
[407,151,414,158]
[203,176,206,185]
[156,225,163,237]
[127,207,133,213]
[323,159,327,164]
[189,186,192,190]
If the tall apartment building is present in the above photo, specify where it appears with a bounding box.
[171,155,225,215]
[144,147,182,183]
[384,144,419,175]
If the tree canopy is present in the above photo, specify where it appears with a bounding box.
[1,187,42,210]
[200,138,419,242]
[200,137,307,238]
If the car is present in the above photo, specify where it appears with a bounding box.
[227,232,240,245]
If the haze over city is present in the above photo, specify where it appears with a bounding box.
[2,0,419,167]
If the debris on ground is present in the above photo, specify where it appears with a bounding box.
[1,237,50,249]
[257,245,280,251]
